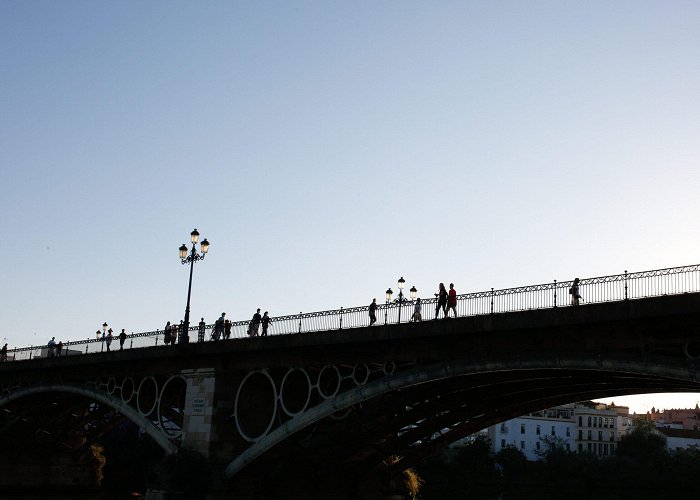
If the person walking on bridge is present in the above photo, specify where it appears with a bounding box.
[435,283,448,319]
[106,329,113,351]
[411,298,422,322]
[261,311,272,336]
[119,329,127,350]
[47,336,56,357]
[570,278,583,305]
[198,318,206,343]
[224,318,232,340]
[1,343,8,362]
[248,308,262,336]
[446,283,458,318]
[369,298,378,326]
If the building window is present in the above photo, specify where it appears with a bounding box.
[599,417,603,427]
[566,443,570,451]
[578,430,583,440]
[578,443,583,452]
[588,416,592,427]
[610,443,615,454]
[598,431,603,441]
[587,442,592,452]
[578,416,582,426]
[609,431,615,442]
[566,427,571,437]
[551,426,556,436]
[611,417,616,428]
[536,425,540,435]
[598,443,603,454]
[604,444,609,455]
[501,439,506,449]
[520,441,525,449]
[587,430,592,440]
[500,423,507,433]
[520,424,525,434]
[603,417,608,428]
[593,417,597,427]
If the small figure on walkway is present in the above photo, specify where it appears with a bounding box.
[163,321,172,345]
[447,283,458,318]
[224,318,232,340]
[179,320,188,344]
[570,278,583,305]
[56,341,63,357]
[435,283,448,319]
[198,318,206,343]
[369,298,377,326]
[1,343,8,362]
[119,329,127,350]
[48,337,56,357]
[411,298,422,322]
[248,308,262,337]
[106,329,113,351]
[261,311,272,336]
[213,313,225,340]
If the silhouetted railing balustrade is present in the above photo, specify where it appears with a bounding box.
[5,264,700,362]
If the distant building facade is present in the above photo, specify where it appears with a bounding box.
[647,404,700,431]
[485,402,632,461]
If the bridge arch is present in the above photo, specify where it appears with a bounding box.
[225,354,700,478]
[0,382,178,454]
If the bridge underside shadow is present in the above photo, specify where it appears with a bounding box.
[223,293,700,498]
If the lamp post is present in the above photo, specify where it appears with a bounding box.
[179,228,210,345]
[101,322,107,352]
[386,277,417,324]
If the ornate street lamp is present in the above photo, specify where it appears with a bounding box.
[101,322,108,352]
[179,229,210,344]
[386,278,417,324]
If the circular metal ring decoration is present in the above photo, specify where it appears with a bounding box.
[121,377,135,403]
[317,364,341,399]
[234,370,278,443]
[279,367,312,417]
[352,363,370,386]
[137,376,159,417]
[158,375,187,438]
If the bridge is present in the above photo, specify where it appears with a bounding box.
[2,265,700,498]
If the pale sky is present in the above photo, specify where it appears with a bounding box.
[1,1,699,415]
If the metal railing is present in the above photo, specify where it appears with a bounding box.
[3,264,699,363]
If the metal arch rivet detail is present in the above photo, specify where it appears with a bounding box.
[234,370,278,443]
[137,376,159,416]
[317,364,341,399]
[157,375,187,439]
[279,367,312,417]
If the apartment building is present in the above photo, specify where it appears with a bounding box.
[486,402,631,460]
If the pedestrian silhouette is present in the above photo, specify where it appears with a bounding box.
[570,278,583,305]
[119,329,127,350]
[446,283,458,318]
[369,298,378,326]
[435,283,448,319]
[106,329,113,351]
[411,298,422,322]
[261,311,272,336]
[198,318,206,343]
[248,308,262,336]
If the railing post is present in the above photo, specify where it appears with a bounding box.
[624,270,628,300]
[553,280,557,308]
[490,288,494,314]
[298,312,302,333]
[339,307,343,330]
[130,338,133,349]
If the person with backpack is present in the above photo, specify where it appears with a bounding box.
[570,278,583,305]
